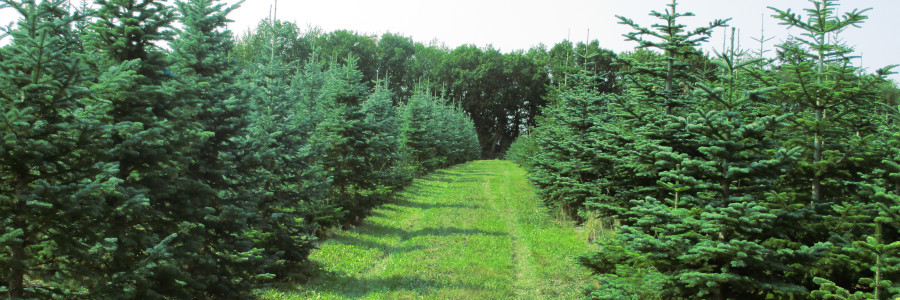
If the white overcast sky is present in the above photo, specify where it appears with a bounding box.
[1,0,898,81]
[219,0,899,82]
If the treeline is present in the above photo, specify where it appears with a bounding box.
[0,0,478,298]
[509,0,900,298]
[232,19,621,158]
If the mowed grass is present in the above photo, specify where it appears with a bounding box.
[259,160,592,299]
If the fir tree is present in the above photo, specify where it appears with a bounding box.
[769,0,872,203]
[313,56,375,222]
[0,1,118,297]
[361,81,409,191]
[616,0,728,114]
[400,90,441,173]
[608,0,729,211]
[528,70,616,218]
[167,0,267,296]
[766,1,894,292]
[82,0,208,297]
[240,57,322,277]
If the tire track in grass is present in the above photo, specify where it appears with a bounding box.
[483,169,541,298]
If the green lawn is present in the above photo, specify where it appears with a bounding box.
[260,160,591,299]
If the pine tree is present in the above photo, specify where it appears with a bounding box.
[0,1,119,297]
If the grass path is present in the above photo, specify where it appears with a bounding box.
[260,160,591,299]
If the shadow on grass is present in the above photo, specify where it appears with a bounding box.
[327,234,427,254]
[427,169,495,184]
[387,197,482,210]
[288,224,508,297]
[274,162,514,297]
[281,265,496,298]
[352,223,506,241]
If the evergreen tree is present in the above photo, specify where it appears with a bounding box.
[0,1,119,297]
[167,0,267,296]
[604,0,728,213]
[361,81,409,191]
[312,56,376,222]
[766,1,894,292]
[82,0,215,297]
[399,89,479,173]
[399,90,441,173]
[574,1,820,297]
[616,0,728,114]
[240,57,322,277]
[769,0,872,203]
[528,70,616,218]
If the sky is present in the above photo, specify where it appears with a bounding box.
[217,0,900,82]
[1,0,898,81]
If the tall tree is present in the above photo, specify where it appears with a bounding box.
[769,0,872,204]
[240,56,323,277]
[616,0,728,114]
[83,0,208,297]
[232,19,309,66]
[168,0,268,296]
[361,81,409,190]
[376,33,416,101]
[0,1,120,297]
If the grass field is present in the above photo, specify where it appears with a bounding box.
[259,160,592,299]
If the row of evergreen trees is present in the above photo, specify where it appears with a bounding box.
[232,20,628,158]
[0,0,478,298]
[510,0,899,298]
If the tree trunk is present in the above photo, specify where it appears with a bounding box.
[812,105,823,204]
[874,224,884,300]
[8,181,27,299]
[8,236,24,299]
[812,36,825,204]
[665,54,674,115]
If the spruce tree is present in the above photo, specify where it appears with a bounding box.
[398,89,479,173]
